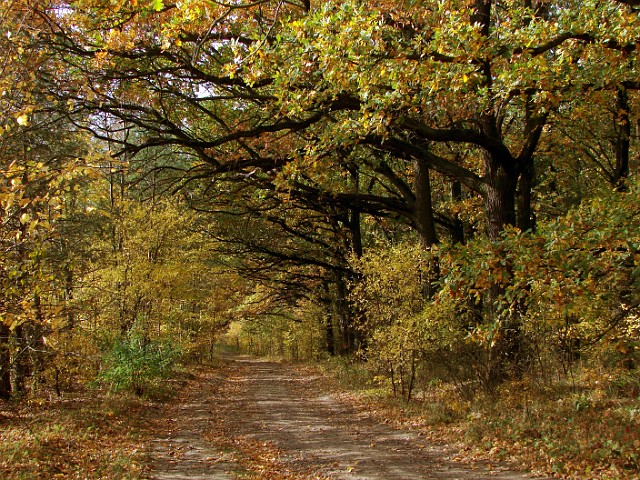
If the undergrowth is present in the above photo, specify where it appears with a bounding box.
[463,370,640,479]
[321,357,640,479]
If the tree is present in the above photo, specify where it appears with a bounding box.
[0,122,87,397]
[0,0,95,396]
[18,0,640,380]
[33,0,639,239]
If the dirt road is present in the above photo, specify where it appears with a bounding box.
[147,355,548,480]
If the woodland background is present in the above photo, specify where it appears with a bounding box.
[1,0,640,478]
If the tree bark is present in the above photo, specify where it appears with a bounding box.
[483,152,525,385]
[614,86,630,190]
[347,164,364,258]
[413,158,438,248]
[30,294,47,394]
[413,157,440,298]
[483,154,518,240]
[349,209,363,258]
[64,263,75,329]
[0,324,11,399]
[325,313,335,356]
[334,272,356,354]
[449,180,465,244]
[321,281,336,356]
[517,159,535,232]
[9,325,27,395]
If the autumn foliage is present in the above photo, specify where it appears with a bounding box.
[1,0,640,477]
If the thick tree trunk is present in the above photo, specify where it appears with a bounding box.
[484,155,518,240]
[483,153,524,385]
[414,158,438,248]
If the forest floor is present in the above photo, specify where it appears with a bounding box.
[3,353,637,479]
[146,354,549,480]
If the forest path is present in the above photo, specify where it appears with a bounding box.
[146,354,548,480]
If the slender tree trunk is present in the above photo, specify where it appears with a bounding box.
[614,86,630,190]
[29,294,46,394]
[325,314,335,356]
[8,217,31,396]
[319,280,336,355]
[334,272,356,354]
[0,325,11,399]
[517,93,545,233]
[9,325,26,395]
[414,157,440,299]
[517,159,535,232]
[347,165,364,258]
[64,263,75,329]
[343,169,367,351]
[449,180,465,244]
[349,209,363,258]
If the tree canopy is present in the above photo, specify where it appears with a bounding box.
[0,0,638,413]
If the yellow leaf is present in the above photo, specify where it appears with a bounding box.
[16,113,29,126]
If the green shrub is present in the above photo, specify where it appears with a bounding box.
[96,334,181,396]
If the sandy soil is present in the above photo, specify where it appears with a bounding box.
[146,355,550,480]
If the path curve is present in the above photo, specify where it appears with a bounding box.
[147,355,549,480]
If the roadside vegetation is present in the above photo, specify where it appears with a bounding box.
[314,356,640,479]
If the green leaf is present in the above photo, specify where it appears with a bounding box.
[152,0,164,11]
